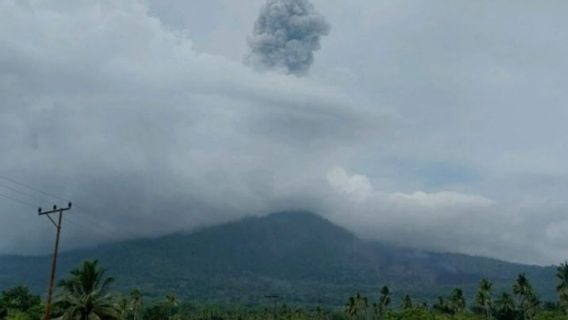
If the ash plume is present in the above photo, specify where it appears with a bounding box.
[246,0,330,76]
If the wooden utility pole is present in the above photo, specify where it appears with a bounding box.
[39,202,72,320]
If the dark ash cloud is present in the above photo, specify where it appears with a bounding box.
[246,0,330,76]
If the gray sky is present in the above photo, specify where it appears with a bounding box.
[1,0,568,265]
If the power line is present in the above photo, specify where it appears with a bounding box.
[0,193,113,236]
[0,183,52,204]
[0,175,70,203]
[0,191,38,208]
[0,175,139,242]
[0,176,111,231]
[0,177,132,257]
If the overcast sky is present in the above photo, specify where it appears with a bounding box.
[1,0,568,266]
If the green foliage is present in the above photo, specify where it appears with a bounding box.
[344,292,369,319]
[493,292,517,320]
[130,288,144,320]
[0,286,41,313]
[513,273,540,320]
[387,307,435,320]
[473,278,492,320]
[143,302,171,320]
[53,260,119,320]
[0,285,42,320]
[534,310,568,320]
[555,262,568,314]
[448,288,466,314]
[433,296,451,314]
[375,285,391,319]
[400,295,413,310]
[115,288,145,320]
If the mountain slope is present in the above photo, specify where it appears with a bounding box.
[0,211,557,305]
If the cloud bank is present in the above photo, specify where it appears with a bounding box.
[324,167,568,266]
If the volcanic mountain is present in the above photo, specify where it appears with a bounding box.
[0,211,555,305]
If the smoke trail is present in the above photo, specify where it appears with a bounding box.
[246,0,330,76]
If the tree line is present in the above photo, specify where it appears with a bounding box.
[1,260,568,320]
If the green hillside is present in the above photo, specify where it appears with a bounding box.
[0,211,556,306]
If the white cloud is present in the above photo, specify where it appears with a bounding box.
[326,166,373,201]
[387,191,494,208]
[327,166,493,207]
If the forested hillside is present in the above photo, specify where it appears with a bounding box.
[0,211,556,305]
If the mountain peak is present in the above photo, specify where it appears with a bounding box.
[246,210,357,244]
[264,210,322,220]
[261,210,339,227]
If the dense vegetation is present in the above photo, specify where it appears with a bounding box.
[2,260,568,320]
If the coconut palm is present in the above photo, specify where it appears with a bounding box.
[354,292,368,319]
[400,295,412,310]
[376,285,391,319]
[344,293,368,320]
[557,262,568,313]
[165,294,179,320]
[513,273,539,320]
[448,288,466,314]
[129,289,143,320]
[494,292,516,320]
[116,296,130,320]
[55,260,119,320]
[475,278,493,320]
[433,296,450,314]
[345,295,357,319]
[379,286,391,308]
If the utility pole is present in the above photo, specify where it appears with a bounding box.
[38,202,72,320]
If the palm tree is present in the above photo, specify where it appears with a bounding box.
[400,295,413,310]
[433,296,450,314]
[355,292,368,319]
[55,260,119,320]
[165,294,178,320]
[315,306,324,320]
[448,288,466,314]
[494,293,516,320]
[116,296,130,320]
[344,293,368,320]
[129,289,143,320]
[475,278,493,320]
[376,285,391,319]
[513,273,539,320]
[556,262,568,313]
[345,296,357,320]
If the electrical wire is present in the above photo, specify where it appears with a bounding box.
[0,175,121,236]
[0,191,38,209]
[0,175,70,203]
